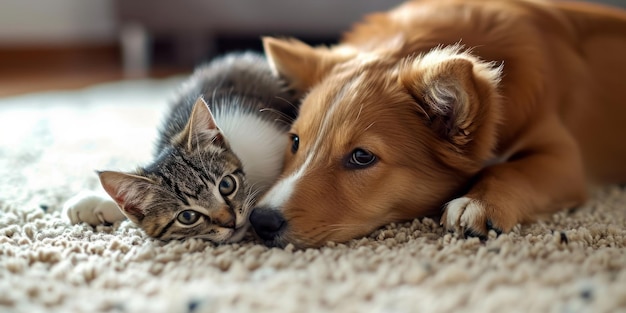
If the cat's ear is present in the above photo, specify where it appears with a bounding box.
[263,37,354,92]
[98,170,156,224]
[176,97,225,151]
[399,47,502,147]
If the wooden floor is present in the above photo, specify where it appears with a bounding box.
[0,45,188,98]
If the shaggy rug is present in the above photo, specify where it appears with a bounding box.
[0,77,625,313]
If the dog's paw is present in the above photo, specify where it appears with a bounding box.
[63,191,126,226]
[441,197,505,240]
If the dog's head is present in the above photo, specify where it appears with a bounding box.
[250,38,502,248]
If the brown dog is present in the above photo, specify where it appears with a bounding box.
[248,0,626,248]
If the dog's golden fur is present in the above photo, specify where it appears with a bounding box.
[252,0,626,248]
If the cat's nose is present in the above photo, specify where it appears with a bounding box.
[249,207,286,241]
[211,207,235,228]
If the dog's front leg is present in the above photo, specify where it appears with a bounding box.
[441,118,588,239]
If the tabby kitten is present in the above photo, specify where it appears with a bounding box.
[64,52,296,243]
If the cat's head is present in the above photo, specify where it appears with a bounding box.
[99,98,253,243]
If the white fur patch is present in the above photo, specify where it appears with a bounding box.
[214,109,288,193]
[256,153,313,210]
[414,44,503,87]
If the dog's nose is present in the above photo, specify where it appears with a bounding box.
[249,207,286,241]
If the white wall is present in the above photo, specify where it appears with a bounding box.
[0,0,623,46]
[0,0,116,45]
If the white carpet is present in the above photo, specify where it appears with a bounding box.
[0,78,625,313]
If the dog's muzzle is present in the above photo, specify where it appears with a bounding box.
[249,207,286,244]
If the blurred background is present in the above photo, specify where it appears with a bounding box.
[0,0,624,97]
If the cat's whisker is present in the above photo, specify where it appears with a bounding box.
[274,96,299,113]
[273,118,295,129]
[246,181,266,198]
[259,107,294,123]
[243,187,261,210]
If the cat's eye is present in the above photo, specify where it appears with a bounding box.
[177,210,201,225]
[290,134,299,153]
[219,175,237,196]
[346,148,377,169]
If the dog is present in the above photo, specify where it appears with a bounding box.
[249,0,626,248]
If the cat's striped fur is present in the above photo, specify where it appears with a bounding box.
[66,52,297,243]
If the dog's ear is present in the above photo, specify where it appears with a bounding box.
[400,47,502,148]
[263,37,353,92]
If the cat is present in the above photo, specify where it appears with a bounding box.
[63,52,297,243]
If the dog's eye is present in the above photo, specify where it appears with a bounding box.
[290,134,299,153]
[177,210,201,225]
[347,148,377,168]
[219,175,237,196]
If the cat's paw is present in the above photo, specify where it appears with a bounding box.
[441,197,507,240]
[63,191,126,226]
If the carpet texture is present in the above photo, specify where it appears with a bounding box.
[0,78,625,313]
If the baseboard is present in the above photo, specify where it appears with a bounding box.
[0,43,121,73]
[0,43,187,97]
